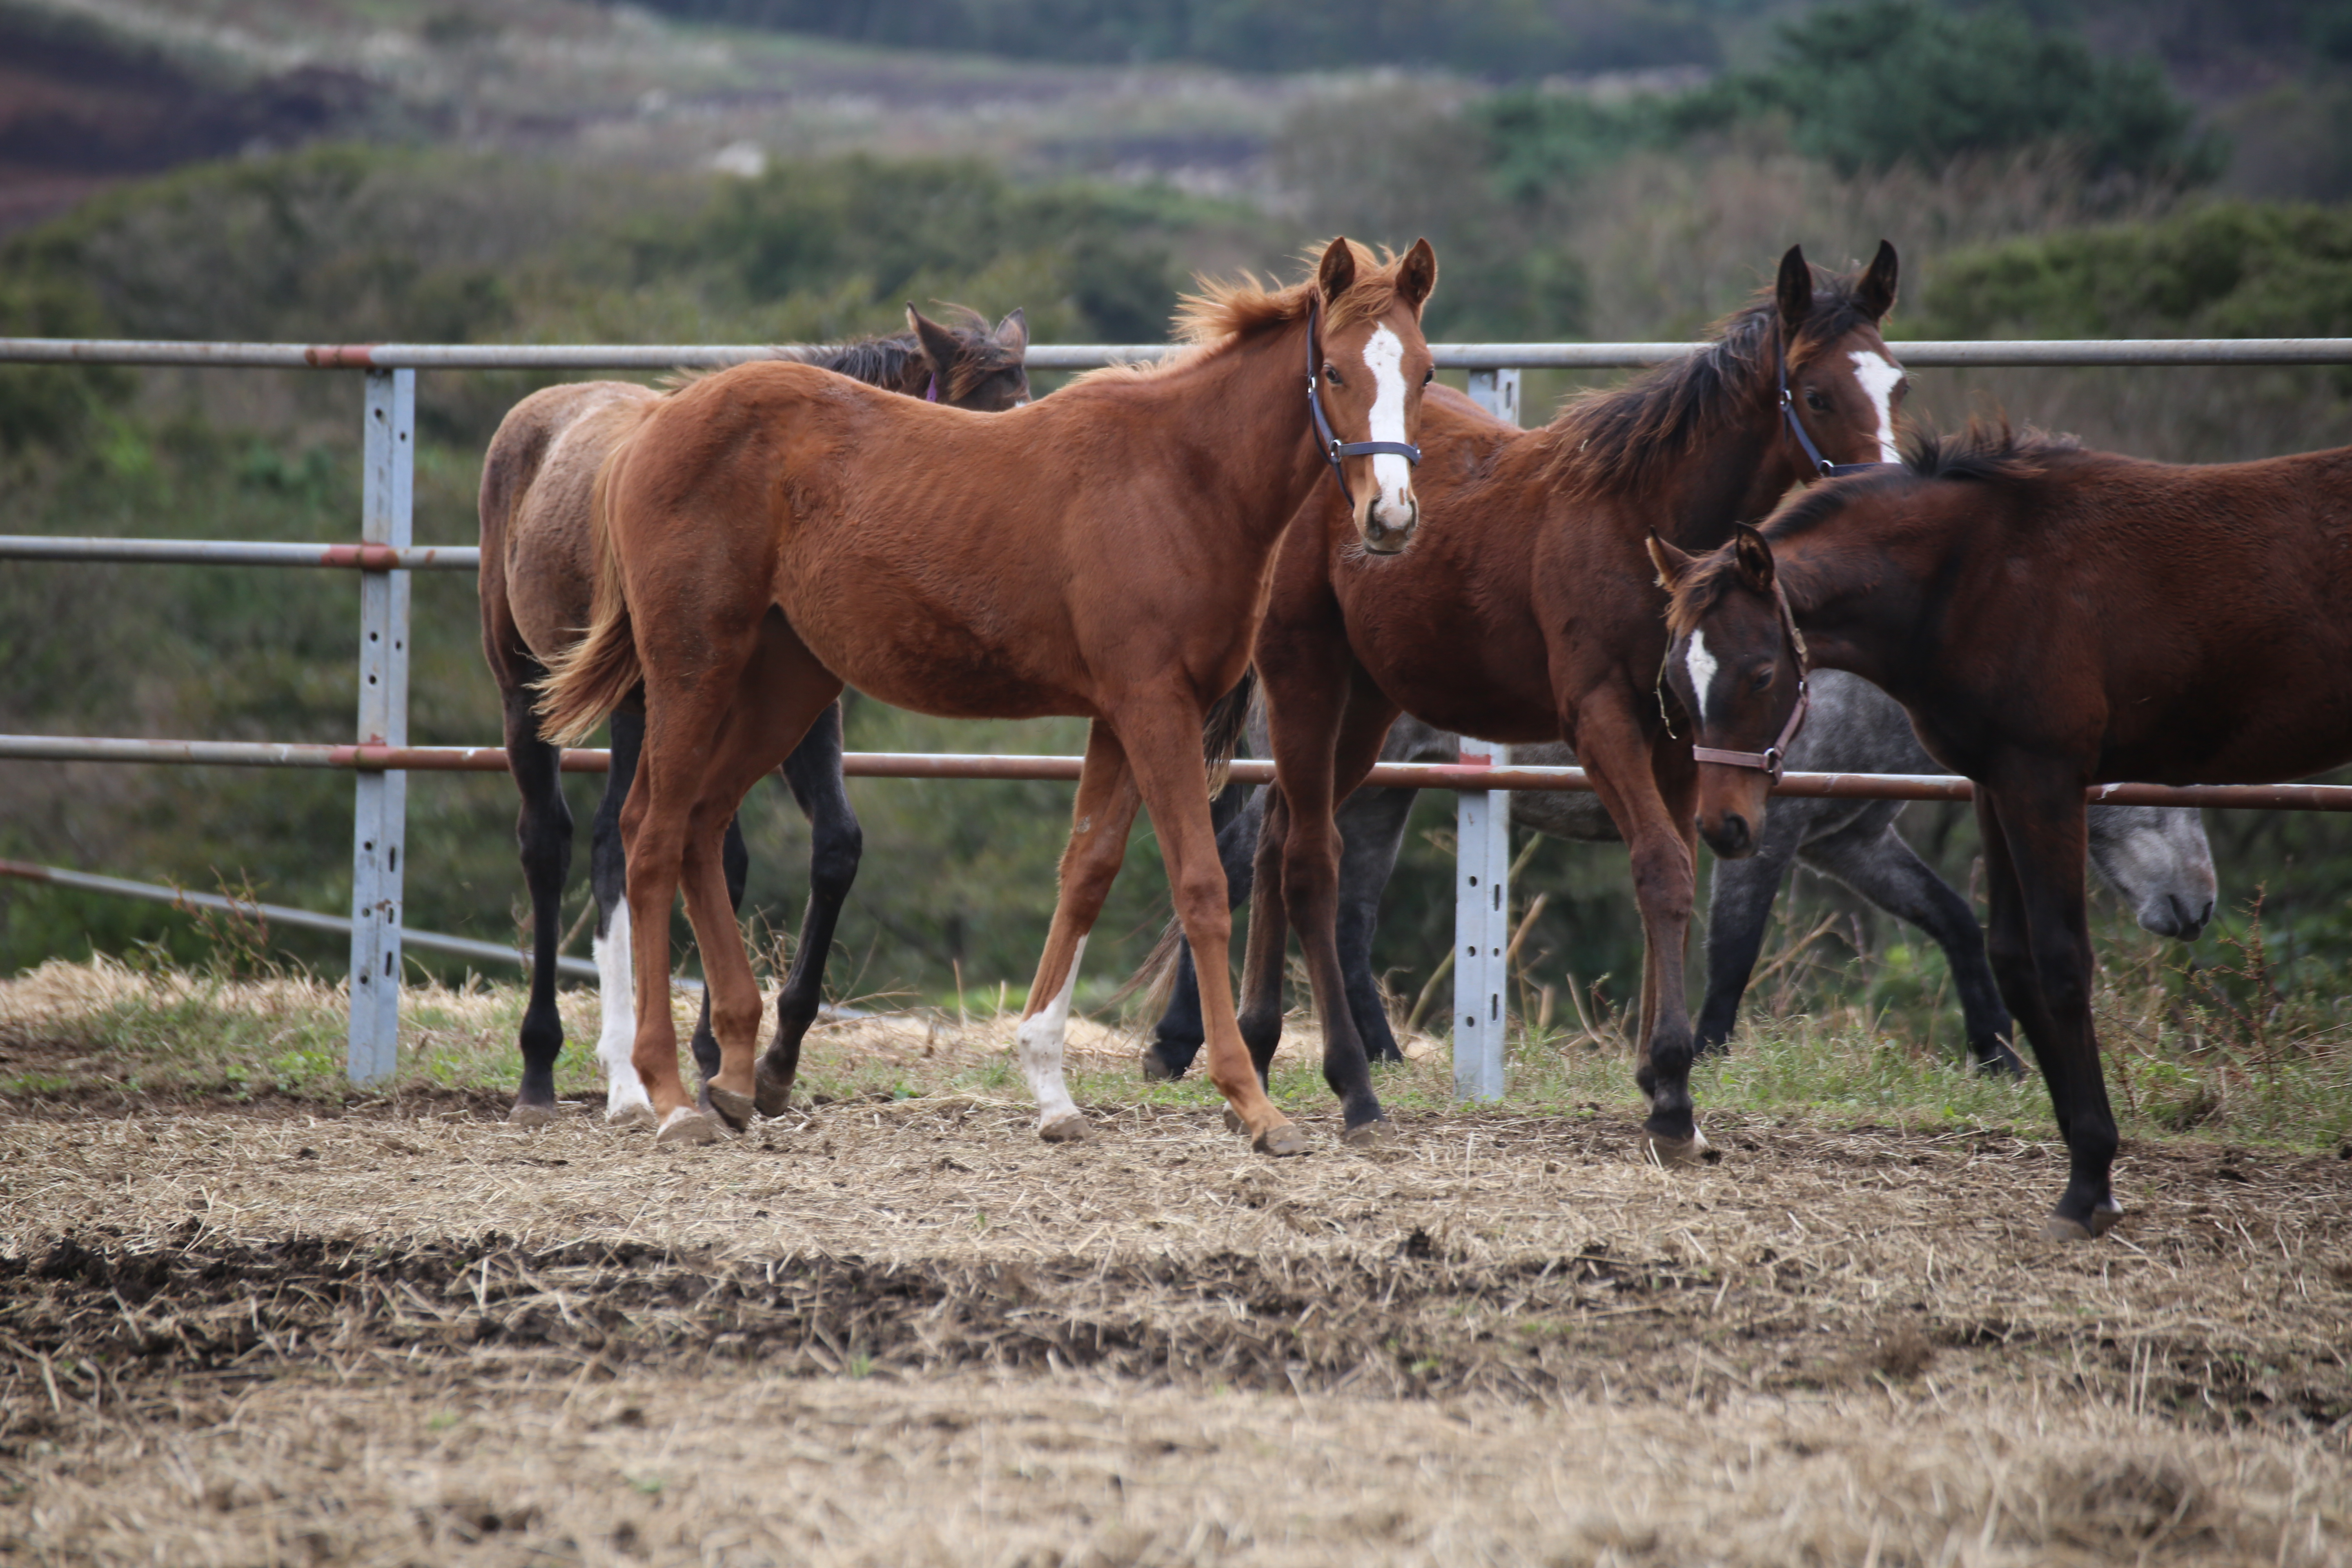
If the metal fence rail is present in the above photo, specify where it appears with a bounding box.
[8,331,2352,1099]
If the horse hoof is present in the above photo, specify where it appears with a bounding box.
[604,1100,658,1130]
[1040,1113,1092,1143]
[1341,1118,1392,1149]
[753,1067,795,1119]
[1221,1105,1246,1135]
[1252,1123,1312,1158]
[1644,1128,1713,1167]
[506,1102,559,1129]
[655,1107,719,1146]
[707,1084,756,1131]
[2044,1196,2123,1242]
[1140,1053,1181,1083]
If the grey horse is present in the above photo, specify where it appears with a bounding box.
[1147,670,2215,1078]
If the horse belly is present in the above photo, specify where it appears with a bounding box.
[780,585,1078,721]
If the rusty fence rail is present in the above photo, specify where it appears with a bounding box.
[7,333,2352,1097]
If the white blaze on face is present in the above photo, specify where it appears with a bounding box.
[1015,935,1085,1131]
[592,901,653,1119]
[1362,325,1414,511]
[1849,349,1904,463]
[1684,630,1719,726]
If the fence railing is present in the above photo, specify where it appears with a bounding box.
[6,334,2349,1100]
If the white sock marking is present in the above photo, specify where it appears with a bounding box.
[1015,935,1085,1131]
[1363,325,1414,513]
[593,902,652,1117]
[1684,631,1719,726]
[1849,349,1904,464]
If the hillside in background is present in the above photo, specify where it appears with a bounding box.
[6,0,2352,1035]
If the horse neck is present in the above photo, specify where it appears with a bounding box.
[1642,388,1803,553]
[1775,517,1926,692]
[1138,322,1328,544]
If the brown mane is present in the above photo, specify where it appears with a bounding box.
[1078,240,1412,387]
[1540,265,1884,500]
[1664,416,2082,635]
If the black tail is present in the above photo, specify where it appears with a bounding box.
[1201,667,1256,797]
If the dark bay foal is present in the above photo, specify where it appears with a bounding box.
[1654,421,2352,1239]
[479,309,1029,1126]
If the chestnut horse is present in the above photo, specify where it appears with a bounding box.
[479,309,1029,1127]
[1654,421,2352,1239]
[540,238,1439,1150]
[1239,244,1901,1153]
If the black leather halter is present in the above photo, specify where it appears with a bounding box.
[1307,296,1422,493]
[1778,351,1895,479]
[1688,578,1812,785]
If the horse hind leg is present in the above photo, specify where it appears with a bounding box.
[756,702,862,1116]
[590,706,655,1128]
[503,686,574,1127]
[682,814,750,1110]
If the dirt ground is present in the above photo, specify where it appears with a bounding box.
[4,1013,2352,1565]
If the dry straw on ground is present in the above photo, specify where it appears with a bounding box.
[3,965,2350,1564]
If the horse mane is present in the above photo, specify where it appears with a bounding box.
[1075,239,1409,385]
[1664,416,2084,635]
[1539,264,1883,500]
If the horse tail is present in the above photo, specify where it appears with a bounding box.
[1201,667,1256,796]
[534,450,642,746]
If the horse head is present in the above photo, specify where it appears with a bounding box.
[1650,523,1806,859]
[1310,235,1439,554]
[1771,240,1907,482]
[906,304,1032,410]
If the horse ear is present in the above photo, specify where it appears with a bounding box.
[1396,238,1438,316]
[1858,240,1898,322]
[1775,245,1812,334]
[1317,237,1359,305]
[906,303,963,376]
[1646,531,1695,589]
[1732,524,1777,594]
[993,307,1028,356]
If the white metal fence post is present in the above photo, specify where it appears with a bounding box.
[348,368,414,1086]
[1465,366,1521,426]
[1452,365,1521,1104]
[1454,742,1512,1101]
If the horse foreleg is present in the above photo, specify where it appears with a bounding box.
[1693,833,1800,1056]
[589,706,654,1127]
[1145,784,1264,1082]
[1576,698,1704,1163]
[1235,786,1292,1081]
[1333,780,1421,1065]
[1800,815,2020,1075]
[501,683,574,1127]
[1978,783,2118,1241]
[757,702,862,1115]
[1016,719,1143,1141]
[1120,700,1307,1157]
[1277,677,1402,1140]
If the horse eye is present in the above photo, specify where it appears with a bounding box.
[1804,389,1829,412]
[1323,363,1343,386]
[1751,667,1774,692]
[1421,367,1434,386]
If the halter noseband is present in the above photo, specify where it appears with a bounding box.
[1307,295,1422,494]
[1688,579,1812,785]
[1777,350,1894,480]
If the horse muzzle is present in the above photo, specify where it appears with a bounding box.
[1356,491,1419,555]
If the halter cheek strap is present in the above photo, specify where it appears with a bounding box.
[1778,352,1894,479]
[1307,296,1422,493]
[924,373,939,402]
[1687,580,1813,785]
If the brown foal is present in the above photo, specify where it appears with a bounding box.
[1655,423,2352,1238]
[1241,244,1903,1154]
[539,238,1439,1151]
